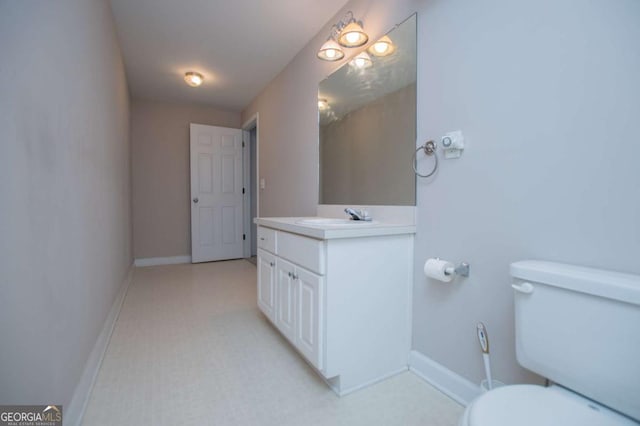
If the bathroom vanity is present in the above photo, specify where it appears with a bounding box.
[255,13,419,397]
[255,216,415,395]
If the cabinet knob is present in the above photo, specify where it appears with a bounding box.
[292,273,299,280]
[193,197,199,203]
[288,272,292,278]
[270,262,275,267]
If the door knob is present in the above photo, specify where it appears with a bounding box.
[193,197,199,203]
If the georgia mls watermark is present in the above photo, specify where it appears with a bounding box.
[0,405,62,426]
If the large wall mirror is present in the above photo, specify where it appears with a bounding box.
[319,14,416,206]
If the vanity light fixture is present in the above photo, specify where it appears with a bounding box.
[337,20,368,48]
[317,11,369,61]
[350,52,372,70]
[184,71,204,87]
[368,35,395,57]
[317,39,345,61]
[318,98,329,110]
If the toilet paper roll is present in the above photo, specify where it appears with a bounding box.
[424,258,454,282]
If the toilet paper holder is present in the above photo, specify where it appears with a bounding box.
[444,261,470,277]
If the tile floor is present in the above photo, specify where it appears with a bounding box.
[83,260,462,425]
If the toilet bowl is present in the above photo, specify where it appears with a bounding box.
[458,261,640,425]
[459,384,638,426]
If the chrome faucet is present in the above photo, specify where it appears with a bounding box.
[344,208,372,221]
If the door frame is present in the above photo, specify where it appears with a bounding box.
[242,113,259,259]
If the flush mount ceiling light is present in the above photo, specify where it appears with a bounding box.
[368,35,395,57]
[350,52,372,70]
[184,71,204,87]
[317,11,368,61]
[318,98,329,110]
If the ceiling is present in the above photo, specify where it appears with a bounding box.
[109,0,348,111]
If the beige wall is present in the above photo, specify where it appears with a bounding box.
[131,99,241,259]
[243,0,640,388]
[0,0,131,410]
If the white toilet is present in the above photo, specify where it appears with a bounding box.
[460,260,640,426]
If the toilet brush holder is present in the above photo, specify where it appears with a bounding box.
[477,322,504,393]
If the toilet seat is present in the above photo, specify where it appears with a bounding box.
[460,385,638,426]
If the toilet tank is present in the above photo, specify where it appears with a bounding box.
[510,260,640,421]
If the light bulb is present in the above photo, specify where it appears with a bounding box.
[350,52,372,69]
[317,39,345,61]
[374,43,388,54]
[345,32,361,44]
[338,21,368,47]
[368,36,395,57]
[318,99,329,110]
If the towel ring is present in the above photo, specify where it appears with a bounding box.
[413,140,438,178]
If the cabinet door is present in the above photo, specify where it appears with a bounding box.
[295,267,324,370]
[257,249,276,323]
[275,258,296,343]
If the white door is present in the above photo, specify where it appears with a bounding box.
[257,249,276,322]
[190,124,244,263]
[276,259,296,343]
[295,267,323,370]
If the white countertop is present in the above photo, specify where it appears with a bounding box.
[254,217,416,240]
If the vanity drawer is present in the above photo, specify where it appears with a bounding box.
[257,226,277,254]
[278,231,325,275]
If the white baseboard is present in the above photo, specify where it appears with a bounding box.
[328,366,409,397]
[134,255,191,267]
[65,264,134,426]
[409,350,481,406]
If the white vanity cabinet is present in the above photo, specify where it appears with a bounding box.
[274,258,296,343]
[258,231,325,370]
[292,264,323,368]
[255,218,414,396]
[257,249,276,323]
[274,257,324,369]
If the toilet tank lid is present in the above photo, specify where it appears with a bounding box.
[510,260,640,306]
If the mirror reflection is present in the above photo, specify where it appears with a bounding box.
[319,14,416,206]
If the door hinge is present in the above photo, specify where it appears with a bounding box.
[242,187,245,194]
[243,234,246,240]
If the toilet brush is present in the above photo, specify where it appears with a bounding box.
[476,322,493,390]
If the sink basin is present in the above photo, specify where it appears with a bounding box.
[295,218,374,226]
